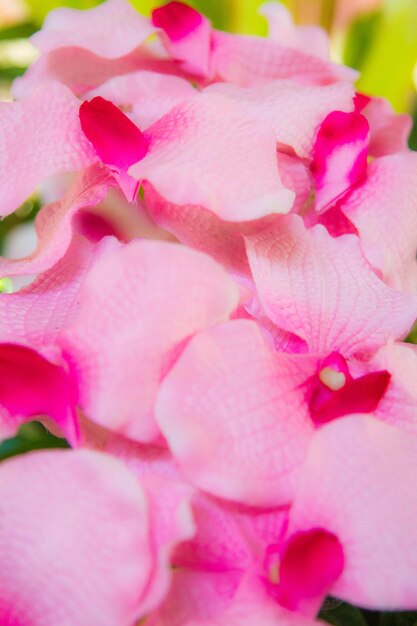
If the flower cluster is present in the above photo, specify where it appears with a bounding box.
[1,1,417,624]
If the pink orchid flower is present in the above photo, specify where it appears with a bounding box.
[152,1,356,86]
[0,447,195,626]
[279,415,417,612]
[0,236,239,445]
[154,215,417,507]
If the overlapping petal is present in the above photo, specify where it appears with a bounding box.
[61,240,239,442]
[0,449,152,626]
[288,416,417,609]
[156,319,315,506]
[0,81,96,217]
[246,215,417,355]
[132,92,295,221]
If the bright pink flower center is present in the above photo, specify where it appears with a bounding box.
[79,96,149,170]
[265,529,344,612]
[308,352,391,425]
[317,203,359,237]
[354,92,372,113]
[152,1,203,41]
[0,343,79,444]
[311,110,370,205]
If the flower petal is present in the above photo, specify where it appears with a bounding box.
[61,240,239,442]
[288,415,417,609]
[156,319,315,506]
[246,215,417,355]
[0,449,152,626]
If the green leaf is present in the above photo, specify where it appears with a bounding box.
[380,611,417,626]
[319,601,367,626]
[0,422,69,462]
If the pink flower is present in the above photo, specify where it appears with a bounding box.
[0,447,195,626]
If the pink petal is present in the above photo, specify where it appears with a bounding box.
[205,80,355,158]
[132,93,295,221]
[273,529,344,614]
[173,494,255,572]
[315,203,358,237]
[311,110,369,212]
[61,240,239,442]
[139,475,196,615]
[79,96,149,169]
[0,343,78,444]
[174,491,288,572]
[371,342,417,434]
[0,81,96,217]
[0,164,116,278]
[341,152,417,290]
[0,235,107,347]
[210,30,357,86]
[31,0,155,59]
[355,93,412,157]
[85,71,195,129]
[13,44,179,99]
[246,215,417,356]
[0,449,152,626]
[148,569,241,626]
[141,181,279,277]
[152,1,212,76]
[260,2,329,60]
[288,415,417,609]
[149,569,323,626]
[156,319,316,506]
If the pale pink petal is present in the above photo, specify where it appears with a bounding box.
[85,71,195,129]
[174,491,288,572]
[370,342,417,434]
[0,81,96,217]
[341,152,417,291]
[260,2,329,60]
[31,0,155,58]
[0,449,152,626]
[210,30,357,86]
[0,165,116,278]
[141,181,280,276]
[12,45,179,99]
[0,343,78,444]
[149,569,323,626]
[152,1,212,76]
[355,94,412,157]
[132,93,295,221]
[156,319,316,506]
[246,215,417,356]
[148,569,242,626]
[205,80,355,158]
[174,494,255,572]
[288,415,417,609]
[0,236,115,347]
[61,240,239,442]
[151,2,352,88]
[139,475,196,614]
[311,111,369,212]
